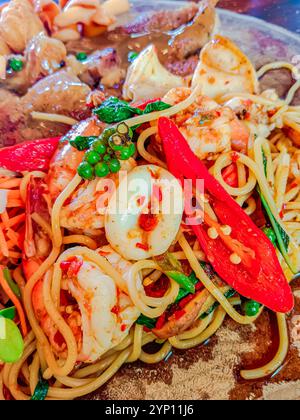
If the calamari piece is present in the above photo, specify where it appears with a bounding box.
[192,35,259,99]
[105,164,184,261]
[123,45,188,102]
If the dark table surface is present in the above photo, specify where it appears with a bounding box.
[217,0,300,33]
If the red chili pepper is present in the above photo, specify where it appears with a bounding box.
[158,117,293,313]
[120,324,127,332]
[136,242,149,251]
[222,163,238,188]
[173,309,186,320]
[60,257,83,277]
[155,313,167,330]
[132,98,162,111]
[144,276,170,298]
[111,305,120,315]
[0,137,60,172]
[139,213,159,232]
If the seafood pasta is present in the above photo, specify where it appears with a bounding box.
[0,34,299,400]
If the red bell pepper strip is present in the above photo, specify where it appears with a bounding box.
[158,117,294,313]
[0,137,60,172]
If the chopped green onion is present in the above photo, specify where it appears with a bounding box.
[0,317,24,363]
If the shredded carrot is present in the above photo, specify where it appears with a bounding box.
[6,229,20,247]
[0,213,25,229]
[0,266,28,337]
[7,199,23,208]
[1,211,9,226]
[0,225,9,257]
[0,179,22,188]
[7,190,21,200]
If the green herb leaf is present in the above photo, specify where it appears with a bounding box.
[143,101,171,114]
[70,136,97,151]
[93,97,142,124]
[31,372,49,401]
[136,314,157,329]
[257,187,296,273]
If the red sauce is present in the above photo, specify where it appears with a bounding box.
[139,213,159,232]
[144,276,170,298]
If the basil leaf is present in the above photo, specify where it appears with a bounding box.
[136,314,157,329]
[93,97,142,124]
[31,372,49,401]
[69,136,97,151]
[143,101,171,114]
[257,187,296,273]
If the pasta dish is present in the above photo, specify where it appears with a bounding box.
[0,0,299,401]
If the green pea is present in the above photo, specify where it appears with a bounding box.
[85,150,101,165]
[0,317,24,363]
[103,154,112,162]
[128,51,139,63]
[108,159,121,174]
[119,143,136,160]
[76,52,87,61]
[244,300,261,317]
[101,127,116,143]
[77,162,94,180]
[92,140,107,155]
[8,58,24,72]
[262,227,277,246]
[95,162,110,178]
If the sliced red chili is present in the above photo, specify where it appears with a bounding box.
[158,116,294,313]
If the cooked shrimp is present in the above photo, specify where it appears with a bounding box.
[105,164,184,260]
[46,117,103,200]
[162,87,250,159]
[59,158,136,234]
[32,247,140,362]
